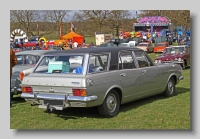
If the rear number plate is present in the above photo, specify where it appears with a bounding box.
[44,100,63,105]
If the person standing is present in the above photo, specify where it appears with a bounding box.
[10,48,18,108]
[69,39,73,49]
[73,41,78,48]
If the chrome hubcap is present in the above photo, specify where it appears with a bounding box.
[168,81,174,94]
[106,94,117,112]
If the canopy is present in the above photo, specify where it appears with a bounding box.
[61,31,84,44]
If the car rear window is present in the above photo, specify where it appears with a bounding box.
[34,55,85,74]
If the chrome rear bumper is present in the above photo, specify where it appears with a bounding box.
[21,93,98,110]
[21,93,97,102]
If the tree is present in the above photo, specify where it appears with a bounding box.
[74,10,110,32]
[10,10,40,36]
[107,10,131,37]
[44,10,70,38]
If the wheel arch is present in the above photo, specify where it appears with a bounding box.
[167,73,178,85]
[103,85,123,104]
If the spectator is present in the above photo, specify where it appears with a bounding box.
[73,41,78,48]
[10,48,18,108]
[69,39,73,49]
[43,44,48,50]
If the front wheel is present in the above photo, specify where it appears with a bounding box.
[163,77,175,97]
[98,90,120,118]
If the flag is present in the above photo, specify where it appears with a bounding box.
[71,22,76,32]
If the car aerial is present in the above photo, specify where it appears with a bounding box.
[137,42,154,53]
[154,42,169,53]
[21,47,184,118]
[154,45,190,70]
[11,50,53,98]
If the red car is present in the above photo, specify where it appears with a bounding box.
[154,45,190,70]
[154,42,169,53]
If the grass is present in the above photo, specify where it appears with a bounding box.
[10,53,190,130]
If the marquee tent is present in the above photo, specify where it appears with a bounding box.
[61,31,84,44]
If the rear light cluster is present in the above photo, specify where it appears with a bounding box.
[22,86,32,93]
[72,89,87,96]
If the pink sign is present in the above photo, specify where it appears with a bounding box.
[137,16,170,24]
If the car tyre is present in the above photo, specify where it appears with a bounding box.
[98,90,120,118]
[182,61,186,70]
[163,77,175,97]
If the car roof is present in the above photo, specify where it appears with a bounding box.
[43,47,142,66]
[43,47,140,55]
[16,50,53,56]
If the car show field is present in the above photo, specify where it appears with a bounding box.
[10,53,190,129]
[10,10,191,130]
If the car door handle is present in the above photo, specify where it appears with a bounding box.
[120,73,126,76]
[142,70,147,74]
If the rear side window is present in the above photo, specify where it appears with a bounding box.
[88,53,109,74]
[119,51,136,70]
[134,51,154,67]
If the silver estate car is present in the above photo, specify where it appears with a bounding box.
[21,47,184,118]
[11,50,53,97]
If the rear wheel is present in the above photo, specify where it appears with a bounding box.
[163,77,175,97]
[98,90,120,118]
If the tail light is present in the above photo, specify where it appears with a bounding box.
[22,86,32,93]
[19,71,25,81]
[72,89,87,96]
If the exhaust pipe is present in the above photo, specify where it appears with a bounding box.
[46,103,56,112]
[49,107,56,112]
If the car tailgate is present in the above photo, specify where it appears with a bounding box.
[21,75,85,94]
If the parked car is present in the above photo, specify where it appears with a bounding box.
[154,42,169,53]
[99,43,118,47]
[137,42,154,53]
[119,43,136,47]
[154,45,190,70]
[21,47,184,118]
[11,50,53,97]
[13,48,21,53]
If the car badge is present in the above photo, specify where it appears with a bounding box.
[71,82,80,84]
